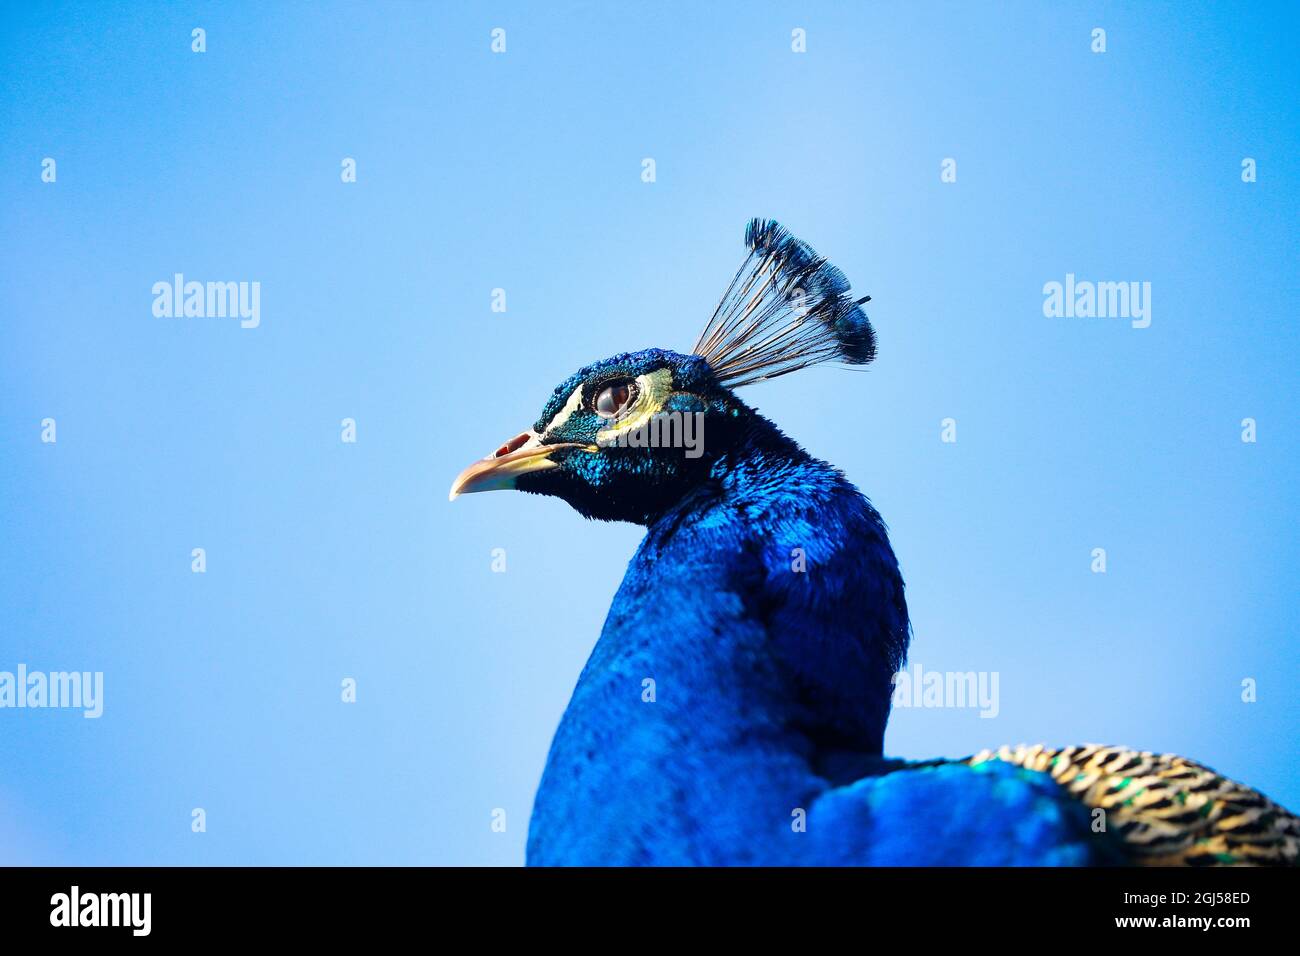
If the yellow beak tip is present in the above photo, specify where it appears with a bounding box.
[449,435,592,504]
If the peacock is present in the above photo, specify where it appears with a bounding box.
[450,219,1299,866]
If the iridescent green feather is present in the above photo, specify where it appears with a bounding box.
[968,743,1300,866]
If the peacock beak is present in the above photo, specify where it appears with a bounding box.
[449,430,588,501]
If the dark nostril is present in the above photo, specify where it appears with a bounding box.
[495,432,532,458]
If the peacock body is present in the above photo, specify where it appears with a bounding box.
[450,220,1298,866]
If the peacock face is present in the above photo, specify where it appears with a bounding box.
[449,348,739,522]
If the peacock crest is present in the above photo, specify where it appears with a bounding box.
[692,219,877,387]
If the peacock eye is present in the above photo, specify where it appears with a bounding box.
[593,382,633,419]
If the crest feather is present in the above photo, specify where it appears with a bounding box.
[691,219,877,387]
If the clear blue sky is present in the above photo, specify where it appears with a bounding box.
[1,2,1296,865]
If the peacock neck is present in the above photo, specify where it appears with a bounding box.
[642,419,906,755]
[527,416,910,864]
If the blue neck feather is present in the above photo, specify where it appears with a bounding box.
[527,411,911,864]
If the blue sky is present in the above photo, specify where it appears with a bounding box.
[1,1,1296,865]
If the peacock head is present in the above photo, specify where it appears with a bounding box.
[448,347,742,522]
[449,219,879,524]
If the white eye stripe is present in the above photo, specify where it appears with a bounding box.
[595,368,673,444]
[540,384,585,439]
[541,367,673,440]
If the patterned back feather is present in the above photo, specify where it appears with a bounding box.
[969,743,1300,866]
[692,219,877,387]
